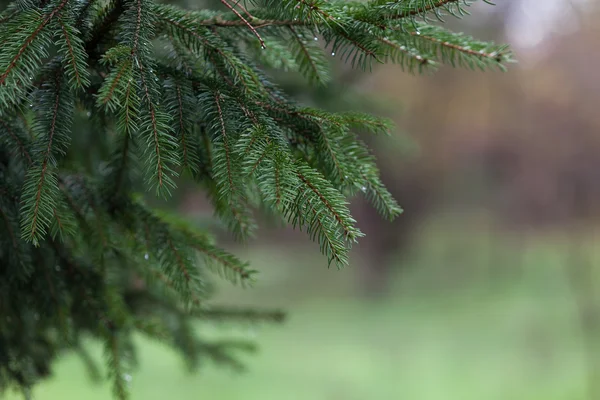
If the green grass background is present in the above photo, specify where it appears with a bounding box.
[6,220,599,400]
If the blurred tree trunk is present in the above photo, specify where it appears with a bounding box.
[355,160,433,296]
[563,165,600,400]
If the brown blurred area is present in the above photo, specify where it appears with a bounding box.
[351,0,600,295]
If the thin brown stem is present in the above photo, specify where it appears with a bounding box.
[220,0,265,48]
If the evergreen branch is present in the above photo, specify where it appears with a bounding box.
[100,59,131,106]
[20,87,62,243]
[379,36,434,72]
[144,267,202,308]
[153,209,255,284]
[0,11,18,25]
[292,0,337,23]
[175,85,188,164]
[139,72,167,189]
[113,131,131,193]
[214,92,235,193]
[156,10,268,95]
[309,205,345,266]
[411,29,507,63]
[386,0,462,19]
[333,28,379,60]
[118,0,180,194]
[56,17,90,89]
[0,0,512,393]
[220,0,265,49]
[163,74,200,173]
[132,0,144,55]
[195,16,305,28]
[104,334,129,400]
[0,118,32,164]
[165,236,192,290]
[191,240,254,284]
[0,207,18,249]
[0,0,68,85]
[360,171,403,220]
[75,344,103,383]
[61,175,109,253]
[58,19,84,87]
[231,0,253,18]
[85,0,124,54]
[297,171,355,240]
[396,24,514,70]
[287,26,330,85]
[196,307,285,323]
[75,0,99,29]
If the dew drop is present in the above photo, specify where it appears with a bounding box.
[415,31,421,35]
[331,52,335,56]
[144,253,149,260]
[28,76,33,80]
[261,44,266,50]
[124,374,132,382]
[29,104,33,108]
[86,111,91,117]
[361,186,367,193]
[313,37,318,41]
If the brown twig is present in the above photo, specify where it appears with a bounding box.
[220,0,265,48]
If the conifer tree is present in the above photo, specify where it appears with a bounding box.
[0,0,513,398]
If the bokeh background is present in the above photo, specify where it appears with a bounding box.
[8,0,600,399]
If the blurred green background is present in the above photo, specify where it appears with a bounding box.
[6,220,600,400]
[7,0,600,399]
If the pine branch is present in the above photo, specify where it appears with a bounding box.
[0,118,32,164]
[20,68,73,244]
[287,26,330,85]
[56,16,90,89]
[195,307,285,323]
[0,0,513,394]
[104,334,130,400]
[163,74,200,173]
[0,0,68,85]
[380,36,435,72]
[220,0,265,48]
[385,0,464,20]
[296,170,357,241]
[0,207,19,250]
[398,24,513,70]
[85,0,124,54]
[214,92,236,192]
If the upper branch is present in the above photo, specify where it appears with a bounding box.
[390,0,462,19]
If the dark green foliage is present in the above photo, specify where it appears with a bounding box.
[0,0,513,398]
